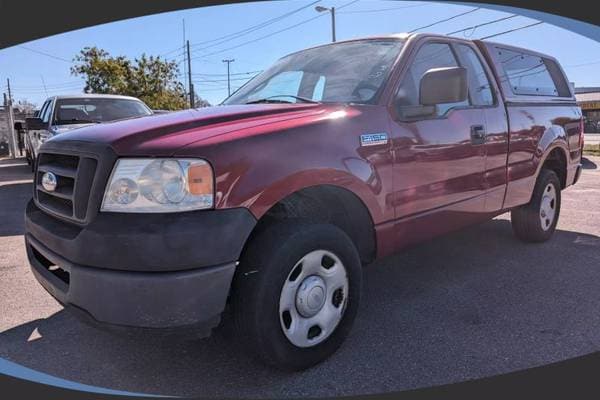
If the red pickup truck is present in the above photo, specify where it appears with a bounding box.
[25,33,583,371]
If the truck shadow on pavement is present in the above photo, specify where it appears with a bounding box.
[0,159,32,183]
[582,157,597,170]
[0,182,32,236]
[1,218,600,398]
[0,159,33,237]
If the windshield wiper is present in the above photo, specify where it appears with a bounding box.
[246,95,320,105]
[56,119,101,124]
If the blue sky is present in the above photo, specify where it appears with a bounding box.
[1,0,600,107]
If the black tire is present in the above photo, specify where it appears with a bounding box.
[26,147,35,171]
[232,221,362,371]
[511,169,561,242]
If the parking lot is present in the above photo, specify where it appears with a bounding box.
[1,156,600,398]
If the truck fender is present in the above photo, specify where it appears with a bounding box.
[503,124,570,209]
[219,167,385,224]
[533,125,569,181]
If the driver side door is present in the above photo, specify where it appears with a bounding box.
[387,40,490,248]
[29,99,54,159]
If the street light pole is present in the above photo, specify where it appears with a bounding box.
[315,6,336,43]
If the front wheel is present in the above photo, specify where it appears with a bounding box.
[232,221,362,371]
[511,169,561,242]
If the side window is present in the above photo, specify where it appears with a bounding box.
[312,76,326,101]
[247,71,304,102]
[40,100,53,124]
[396,42,469,117]
[37,101,50,123]
[455,44,494,106]
[496,47,559,96]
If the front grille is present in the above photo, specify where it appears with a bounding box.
[35,152,98,223]
[30,245,70,286]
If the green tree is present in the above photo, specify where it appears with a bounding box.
[71,47,210,110]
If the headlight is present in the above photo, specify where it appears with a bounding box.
[101,158,214,213]
[39,132,53,143]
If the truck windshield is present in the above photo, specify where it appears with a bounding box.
[223,39,404,105]
[54,98,152,125]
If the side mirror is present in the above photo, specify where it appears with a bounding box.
[14,121,24,131]
[25,117,45,130]
[419,67,467,106]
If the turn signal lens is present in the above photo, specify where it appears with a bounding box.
[188,162,213,195]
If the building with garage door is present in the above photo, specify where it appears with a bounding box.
[576,87,600,133]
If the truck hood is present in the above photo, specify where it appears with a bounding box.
[53,123,98,134]
[48,104,335,156]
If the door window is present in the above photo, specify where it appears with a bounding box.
[455,44,495,106]
[40,100,53,124]
[396,42,469,117]
[37,100,50,124]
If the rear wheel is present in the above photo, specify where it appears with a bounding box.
[511,169,561,242]
[232,221,362,371]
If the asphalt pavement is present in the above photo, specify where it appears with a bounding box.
[1,156,600,398]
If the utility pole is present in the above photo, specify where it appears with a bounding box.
[5,78,17,158]
[40,75,49,97]
[182,19,188,95]
[186,40,195,108]
[7,78,12,104]
[315,6,336,42]
[222,59,235,97]
[331,7,336,42]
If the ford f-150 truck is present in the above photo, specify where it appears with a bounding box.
[25,33,583,371]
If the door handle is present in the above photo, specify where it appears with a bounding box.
[470,125,486,145]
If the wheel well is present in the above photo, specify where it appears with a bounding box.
[249,185,377,264]
[542,148,567,189]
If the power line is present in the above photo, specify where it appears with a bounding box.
[18,45,72,63]
[10,86,83,92]
[196,86,234,92]
[160,45,185,57]
[446,14,518,36]
[193,14,322,59]
[190,0,322,50]
[192,70,262,77]
[163,51,186,62]
[408,7,481,33]
[479,21,543,40]
[564,60,600,69]
[195,76,254,83]
[192,0,359,60]
[9,80,84,89]
[338,3,429,14]
[9,83,84,93]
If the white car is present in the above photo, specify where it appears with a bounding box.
[25,94,153,165]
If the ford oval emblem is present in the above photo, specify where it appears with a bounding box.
[41,172,57,192]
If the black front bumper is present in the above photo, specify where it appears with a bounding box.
[25,200,256,333]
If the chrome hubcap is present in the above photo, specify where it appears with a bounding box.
[540,183,557,231]
[279,250,349,348]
